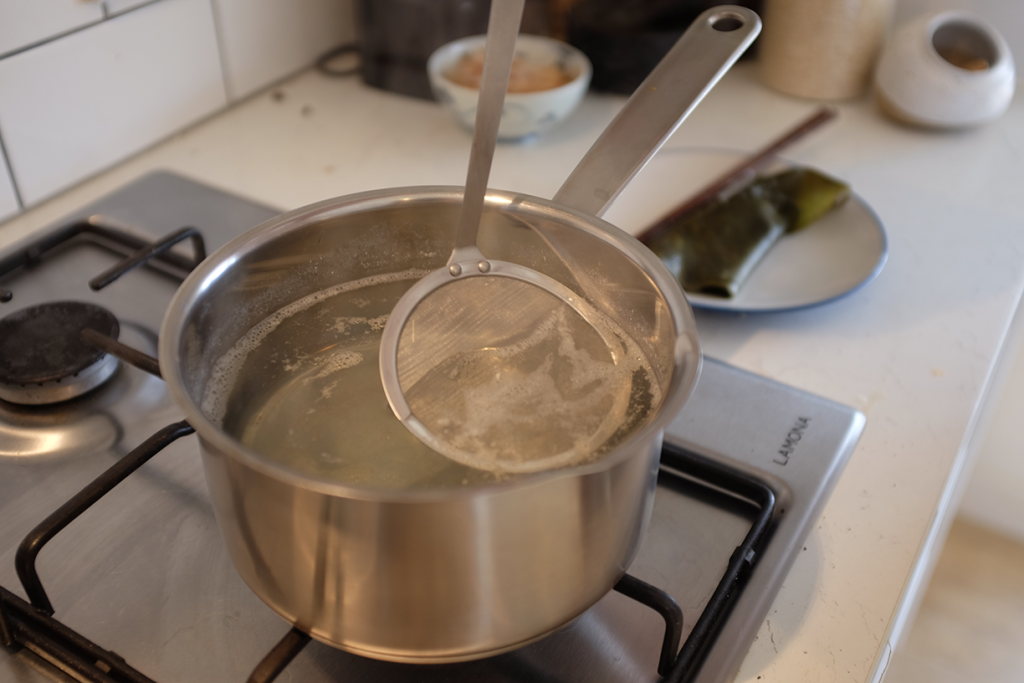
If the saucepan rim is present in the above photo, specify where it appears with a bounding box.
[158,185,702,503]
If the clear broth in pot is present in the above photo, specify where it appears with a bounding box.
[204,271,661,491]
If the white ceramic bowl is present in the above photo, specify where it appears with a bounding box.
[874,10,1015,128]
[428,34,592,141]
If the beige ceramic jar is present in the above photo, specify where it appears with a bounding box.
[760,0,893,100]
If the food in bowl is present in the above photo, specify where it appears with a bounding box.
[445,48,574,92]
[428,34,592,140]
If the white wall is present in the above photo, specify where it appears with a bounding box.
[213,0,353,101]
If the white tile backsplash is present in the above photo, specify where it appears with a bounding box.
[0,0,227,206]
[212,0,354,101]
[0,0,104,58]
[0,0,354,216]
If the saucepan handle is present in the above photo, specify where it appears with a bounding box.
[552,6,761,218]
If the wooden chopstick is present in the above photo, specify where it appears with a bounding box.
[636,106,838,244]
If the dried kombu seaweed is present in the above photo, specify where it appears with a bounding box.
[645,168,850,298]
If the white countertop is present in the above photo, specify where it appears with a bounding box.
[3,61,1024,682]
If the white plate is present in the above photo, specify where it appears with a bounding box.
[602,147,888,312]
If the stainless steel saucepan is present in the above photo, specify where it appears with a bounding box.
[159,7,759,663]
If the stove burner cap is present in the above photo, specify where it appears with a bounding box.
[0,301,121,405]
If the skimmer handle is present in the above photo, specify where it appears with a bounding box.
[552,6,761,218]
[451,0,526,259]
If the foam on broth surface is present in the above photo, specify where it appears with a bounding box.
[398,275,660,472]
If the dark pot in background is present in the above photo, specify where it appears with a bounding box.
[567,0,762,93]
[355,0,550,99]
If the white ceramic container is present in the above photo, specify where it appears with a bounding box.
[875,10,1015,128]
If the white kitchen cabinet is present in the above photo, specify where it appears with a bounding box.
[212,0,354,101]
[959,331,1024,543]
[0,0,105,58]
[0,158,19,222]
[0,0,227,206]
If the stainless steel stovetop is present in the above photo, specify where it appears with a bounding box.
[0,171,864,683]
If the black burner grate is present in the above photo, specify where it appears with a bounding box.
[0,302,119,386]
[0,219,778,683]
[1,424,774,683]
[0,220,205,304]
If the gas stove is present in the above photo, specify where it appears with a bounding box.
[0,171,864,683]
